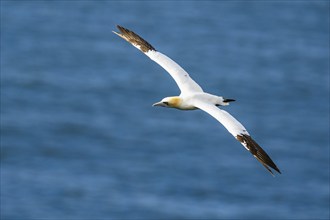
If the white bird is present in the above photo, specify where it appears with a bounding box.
[113,25,281,176]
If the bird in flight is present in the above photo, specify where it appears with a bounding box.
[113,25,281,176]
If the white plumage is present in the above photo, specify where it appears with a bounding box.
[146,50,204,94]
[113,25,281,175]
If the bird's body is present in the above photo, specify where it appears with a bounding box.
[113,25,281,176]
[154,93,231,110]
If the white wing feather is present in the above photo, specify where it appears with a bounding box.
[193,99,281,175]
[146,50,203,94]
[113,25,203,94]
[193,99,249,138]
[114,25,281,175]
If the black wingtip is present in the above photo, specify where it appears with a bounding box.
[114,25,156,53]
[275,166,282,174]
[116,25,126,32]
[236,134,281,176]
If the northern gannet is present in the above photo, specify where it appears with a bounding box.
[113,25,281,176]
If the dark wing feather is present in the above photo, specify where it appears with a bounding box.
[113,25,156,53]
[236,134,281,175]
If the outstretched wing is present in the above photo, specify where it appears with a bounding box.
[193,100,281,176]
[113,25,203,94]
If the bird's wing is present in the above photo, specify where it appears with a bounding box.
[113,25,203,94]
[193,99,281,175]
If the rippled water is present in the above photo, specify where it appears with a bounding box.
[1,1,329,219]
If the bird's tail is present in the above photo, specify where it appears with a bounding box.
[223,98,235,103]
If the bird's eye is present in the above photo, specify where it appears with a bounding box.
[163,101,169,105]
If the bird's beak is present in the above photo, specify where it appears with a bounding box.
[152,101,166,107]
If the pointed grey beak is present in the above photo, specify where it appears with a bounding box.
[152,101,166,107]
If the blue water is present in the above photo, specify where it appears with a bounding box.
[1,1,329,219]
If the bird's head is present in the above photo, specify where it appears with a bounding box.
[152,96,182,109]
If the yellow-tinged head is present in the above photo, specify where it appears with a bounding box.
[152,96,182,109]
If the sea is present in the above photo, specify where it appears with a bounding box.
[1,1,329,219]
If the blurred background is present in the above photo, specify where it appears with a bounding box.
[1,1,329,219]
